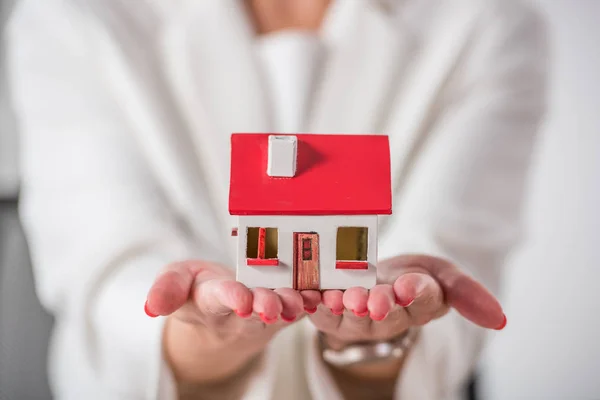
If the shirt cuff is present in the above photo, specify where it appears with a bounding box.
[303,322,344,400]
[91,253,175,399]
[156,321,281,400]
[158,352,178,400]
[240,343,280,400]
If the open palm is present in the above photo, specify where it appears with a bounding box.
[307,254,506,347]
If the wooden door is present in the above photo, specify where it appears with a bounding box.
[293,233,320,290]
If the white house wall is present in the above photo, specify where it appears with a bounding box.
[236,215,378,290]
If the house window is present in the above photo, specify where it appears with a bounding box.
[247,227,279,266]
[302,238,313,260]
[336,227,368,270]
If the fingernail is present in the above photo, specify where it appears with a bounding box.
[235,309,252,318]
[281,314,296,322]
[396,297,415,307]
[352,309,369,317]
[370,312,388,321]
[259,313,278,324]
[304,307,318,314]
[331,308,344,316]
[495,314,507,330]
[144,301,158,318]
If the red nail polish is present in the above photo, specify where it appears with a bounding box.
[352,309,369,317]
[144,301,158,318]
[234,309,252,318]
[331,308,344,316]
[304,307,318,314]
[281,314,296,322]
[396,297,415,307]
[495,314,507,330]
[370,312,388,321]
[259,313,278,324]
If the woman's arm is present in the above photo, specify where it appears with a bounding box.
[307,1,549,399]
[7,3,192,398]
[382,1,548,396]
[6,2,290,399]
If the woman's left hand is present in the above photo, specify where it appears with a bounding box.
[307,254,506,353]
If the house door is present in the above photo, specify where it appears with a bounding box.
[293,233,320,290]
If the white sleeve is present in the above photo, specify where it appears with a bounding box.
[6,2,274,399]
[303,2,549,400]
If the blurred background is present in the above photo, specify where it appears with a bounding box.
[1,0,55,398]
[0,0,598,399]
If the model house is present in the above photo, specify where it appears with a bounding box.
[229,133,392,290]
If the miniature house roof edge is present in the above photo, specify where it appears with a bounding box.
[227,208,393,216]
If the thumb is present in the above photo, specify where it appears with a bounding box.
[145,260,222,317]
[382,255,506,329]
[193,278,253,317]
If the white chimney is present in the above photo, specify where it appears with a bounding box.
[267,135,297,177]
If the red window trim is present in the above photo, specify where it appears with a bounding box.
[335,261,368,270]
[247,258,279,266]
[248,227,278,265]
[257,227,266,259]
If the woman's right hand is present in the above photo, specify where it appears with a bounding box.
[144,261,321,384]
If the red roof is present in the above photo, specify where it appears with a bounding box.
[228,133,392,216]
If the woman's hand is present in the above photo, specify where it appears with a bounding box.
[308,255,505,379]
[144,260,321,385]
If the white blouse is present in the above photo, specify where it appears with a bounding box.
[6,1,548,399]
[256,31,326,133]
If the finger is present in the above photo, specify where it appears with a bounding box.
[308,291,343,333]
[342,287,369,317]
[300,290,322,314]
[145,261,208,316]
[394,273,445,325]
[446,272,505,329]
[322,290,344,315]
[274,288,304,322]
[389,255,505,329]
[337,287,372,337]
[392,272,418,307]
[193,278,253,317]
[367,284,395,321]
[252,288,283,324]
